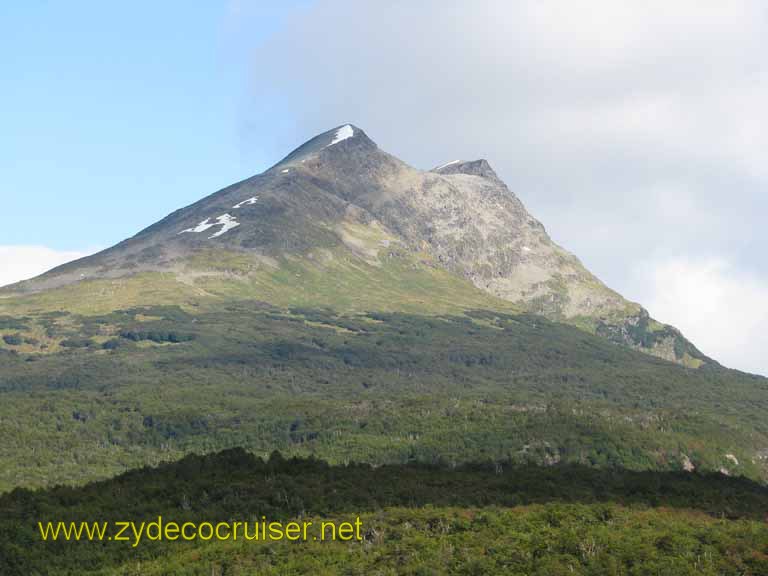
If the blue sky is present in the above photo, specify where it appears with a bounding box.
[2,1,766,375]
[1,1,309,249]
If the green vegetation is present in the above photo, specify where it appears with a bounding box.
[0,273,202,317]
[0,245,518,319]
[0,304,766,492]
[192,247,521,315]
[131,506,767,576]
[2,449,767,575]
[118,329,195,344]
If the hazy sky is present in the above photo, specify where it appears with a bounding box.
[2,1,766,375]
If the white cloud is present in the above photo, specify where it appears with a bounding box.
[635,258,768,376]
[521,0,761,71]
[247,0,768,176]
[0,246,92,288]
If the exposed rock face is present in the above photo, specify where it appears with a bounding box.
[4,124,711,365]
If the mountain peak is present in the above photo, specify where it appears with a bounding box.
[272,123,377,169]
[2,124,712,370]
[432,159,500,181]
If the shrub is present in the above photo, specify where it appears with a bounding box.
[119,330,195,344]
[102,339,122,350]
[2,334,23,346]
[60,337,93,349]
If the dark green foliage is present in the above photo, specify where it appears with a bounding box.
[101,339,122,350]
[2,334,23,346]
[1,450,767,575]
[59,337,93,349]
[118,329,195,344]
[0,316,28,330]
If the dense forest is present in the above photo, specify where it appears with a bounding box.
[1,304,767,492]
[2,448,768,574]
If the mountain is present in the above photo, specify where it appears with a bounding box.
[0,125,766,495]
[3,124,708,367]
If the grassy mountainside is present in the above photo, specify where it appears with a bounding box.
[3,449,768,575]
[1,301,766,492]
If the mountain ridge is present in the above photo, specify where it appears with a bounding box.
[1,124,710,367]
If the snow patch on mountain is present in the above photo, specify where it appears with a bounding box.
[328,124,354,147]
[208,214,240,238]
[436,160,461,170]
[233,197,258,209]
[179,219,217,234]
[179,214,240,239]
